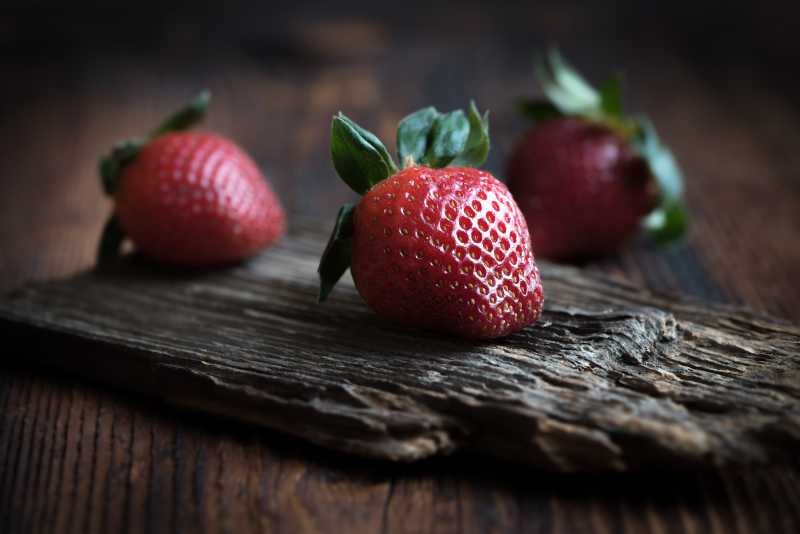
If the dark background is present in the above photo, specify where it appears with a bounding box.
[1,2,799,533]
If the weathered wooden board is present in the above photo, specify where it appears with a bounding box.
[0,227,798,472]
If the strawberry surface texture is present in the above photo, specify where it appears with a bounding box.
[352,166,543,339]
[116,132,284,265]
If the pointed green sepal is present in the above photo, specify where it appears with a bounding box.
[331,113,397,194]
[633,118,684,202]
[318,203,356,302]
[642,199,689,244]
[99,90,211,197]
[99,138,146,196]
[451,101,490,167]
[633,118,688,243]
[524,48,626,126]
[397,107,438,166]
[535,48,600,116]
[96,214,125,264]
[599,74,623,118]
[151,90,211,138]
[424,110,470,167]
[395,102,490,169]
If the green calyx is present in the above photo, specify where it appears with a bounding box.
[318,204,356,302]
[396,102,489,170]
[518,48,688,244]
[96,90,211,264]
[99,90,210,197]
[318,102,490,301]
[330,113,398,195]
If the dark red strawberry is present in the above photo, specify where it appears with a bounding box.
[318,104,543,339]
[97,91,285,265]
[508,117,658,259]
[507,49,687,261]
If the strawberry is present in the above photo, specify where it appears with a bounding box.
[507,49,687,261]
[318,104,543,339]
[97,91,285,265]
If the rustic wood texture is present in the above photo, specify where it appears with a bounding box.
[2,227,799,472]
[2,2,800,533]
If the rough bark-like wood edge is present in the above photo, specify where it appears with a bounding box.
[0,230,798,472]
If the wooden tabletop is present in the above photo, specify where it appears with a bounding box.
[1,3,799,533]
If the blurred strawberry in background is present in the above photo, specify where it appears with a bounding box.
[507,50,687,261]
[97,91,286,266]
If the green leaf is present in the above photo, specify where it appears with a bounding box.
[396,102,491,169]
[517,99,563,122]
[422,110,469,168]
[318,204,356,302]
[99,138,146,196]
[633,118,688,243]
[151,90,211,138]
[642,199,689,244]
[397,106,438,167]
[633,118,684,202]
[99,91,210,196]
[344,114,398,175]
[536,48,600,115]
[96,214,125,264]
[331,113,397,194]
[599,74,623,117]
[450,101,490,167]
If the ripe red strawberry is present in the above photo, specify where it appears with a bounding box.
[319,104,543,339]
[97,91,285,265]
[507,49,687,261]
[508,117,658,259]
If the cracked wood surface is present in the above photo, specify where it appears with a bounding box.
[2,228,797,472]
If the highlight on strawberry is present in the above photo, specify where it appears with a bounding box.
[507,49,688,261]
[97,91,285,266]
[318,103,544,339]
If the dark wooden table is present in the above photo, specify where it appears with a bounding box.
[1,3,799,533]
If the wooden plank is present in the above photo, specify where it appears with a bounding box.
[1,226,797,472]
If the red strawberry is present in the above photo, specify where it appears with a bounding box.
[508,117,658,259]
[318,104,543,339]
[97,91,285,265]
[507,49,687,261]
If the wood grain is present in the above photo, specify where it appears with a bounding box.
[2,227,798,472]
[3,367,800,534]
